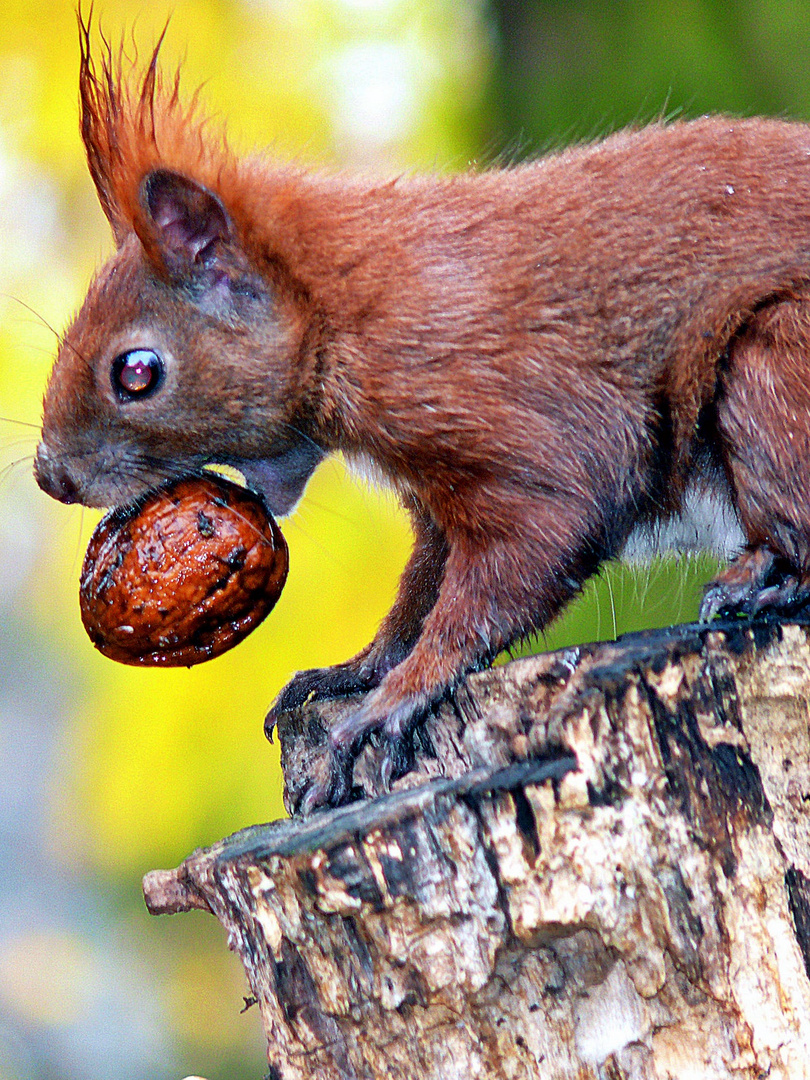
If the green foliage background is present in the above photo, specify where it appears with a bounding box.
[0,1,808,1077]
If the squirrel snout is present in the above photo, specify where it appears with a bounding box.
[34,445,80,504]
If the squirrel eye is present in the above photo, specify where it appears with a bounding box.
[111,349,164,400]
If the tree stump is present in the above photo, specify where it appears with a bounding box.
[143,617,810,1079]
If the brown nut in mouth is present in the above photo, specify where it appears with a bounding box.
[80,473,288,666]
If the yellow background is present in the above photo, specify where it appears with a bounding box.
[1,0,797,1076]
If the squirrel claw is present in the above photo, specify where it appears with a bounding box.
[752,575,802,612]
[299,745,354,815]
[379,731,414,792]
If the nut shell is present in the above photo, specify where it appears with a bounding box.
[80,474,288,666]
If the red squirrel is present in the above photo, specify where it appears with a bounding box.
[35,24,810,809]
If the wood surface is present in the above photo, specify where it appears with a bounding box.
[144,617,810,1079]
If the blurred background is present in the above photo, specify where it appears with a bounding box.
[1,1,808,1077]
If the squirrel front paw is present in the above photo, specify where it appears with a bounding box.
[265,657,382,737]
[297,687,426,814]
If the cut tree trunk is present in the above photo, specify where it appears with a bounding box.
[143,617,810,1080]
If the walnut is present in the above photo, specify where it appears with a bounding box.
[80,474,288,666]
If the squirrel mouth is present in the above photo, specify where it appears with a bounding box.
[228,443,325,518]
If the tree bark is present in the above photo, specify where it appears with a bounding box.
[144,617,810,1079]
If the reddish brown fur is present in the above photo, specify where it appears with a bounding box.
[35,23,810,807]
[77,19,234,245]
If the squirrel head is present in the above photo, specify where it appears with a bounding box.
[35,13,324,515]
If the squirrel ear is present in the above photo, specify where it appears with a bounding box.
[137,170,232,279]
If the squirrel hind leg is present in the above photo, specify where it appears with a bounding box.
[700,545,809,620]
[704,291,810,619]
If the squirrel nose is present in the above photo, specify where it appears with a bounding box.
[34,445,80,504]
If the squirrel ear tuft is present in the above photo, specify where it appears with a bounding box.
[137,170,232,279]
